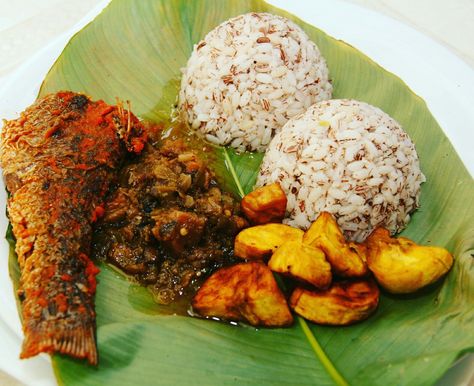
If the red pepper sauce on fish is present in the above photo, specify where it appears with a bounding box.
[0,91,147,365]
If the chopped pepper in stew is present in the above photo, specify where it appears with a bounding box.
[92,137,247,304]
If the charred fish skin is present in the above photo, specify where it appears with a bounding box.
[0,91,146,365]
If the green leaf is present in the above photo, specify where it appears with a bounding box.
[212,147,264,197]
[6,0,473,385]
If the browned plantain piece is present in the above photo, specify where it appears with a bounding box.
[348,241,368,264]
[241,183,287,224]
[303,212,368,278]
[234,223,303,260]
[365,228,454,294]
[289,279,379,325]
[268,240,332,289]
[192,262,293,327]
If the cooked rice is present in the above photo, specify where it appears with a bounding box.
[179,12,332,152]
[256,99,426,242]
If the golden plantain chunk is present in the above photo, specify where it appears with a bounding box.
[192,262,293,327]
[234,223,304,260]
[268,240,332,289]
[289,279,380,325]
[365,228,454,294]
[348,241,368,264]
[241,183,287,224]
[303,212,368,278]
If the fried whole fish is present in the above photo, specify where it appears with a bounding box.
[0,91,147,364]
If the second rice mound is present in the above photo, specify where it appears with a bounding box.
[256,99,426,242]
[179,12,332,152]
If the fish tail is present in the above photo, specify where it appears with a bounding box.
[20,321,97,365]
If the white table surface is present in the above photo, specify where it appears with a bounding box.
[0,1,473,385]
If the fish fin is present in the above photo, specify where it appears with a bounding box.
[20,321,98,365]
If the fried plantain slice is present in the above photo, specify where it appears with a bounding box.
[289,279,379,325]
[268,240,332,289]
[365,228,454,294]
[192,262,293,327]
[303,212,368,277]
[241,183,287,224]
[234,223,304,260]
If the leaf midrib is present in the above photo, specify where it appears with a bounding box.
[222,147,349,386]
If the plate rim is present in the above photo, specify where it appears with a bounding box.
[0,0,473,385]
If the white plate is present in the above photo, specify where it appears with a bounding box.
[0,0,473,385]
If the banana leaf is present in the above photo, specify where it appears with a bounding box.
[7,0,474,385]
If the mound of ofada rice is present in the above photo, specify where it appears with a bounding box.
[256,99,426,242]
[179,12,332,152]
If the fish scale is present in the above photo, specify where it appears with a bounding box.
[0,91,147,364]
